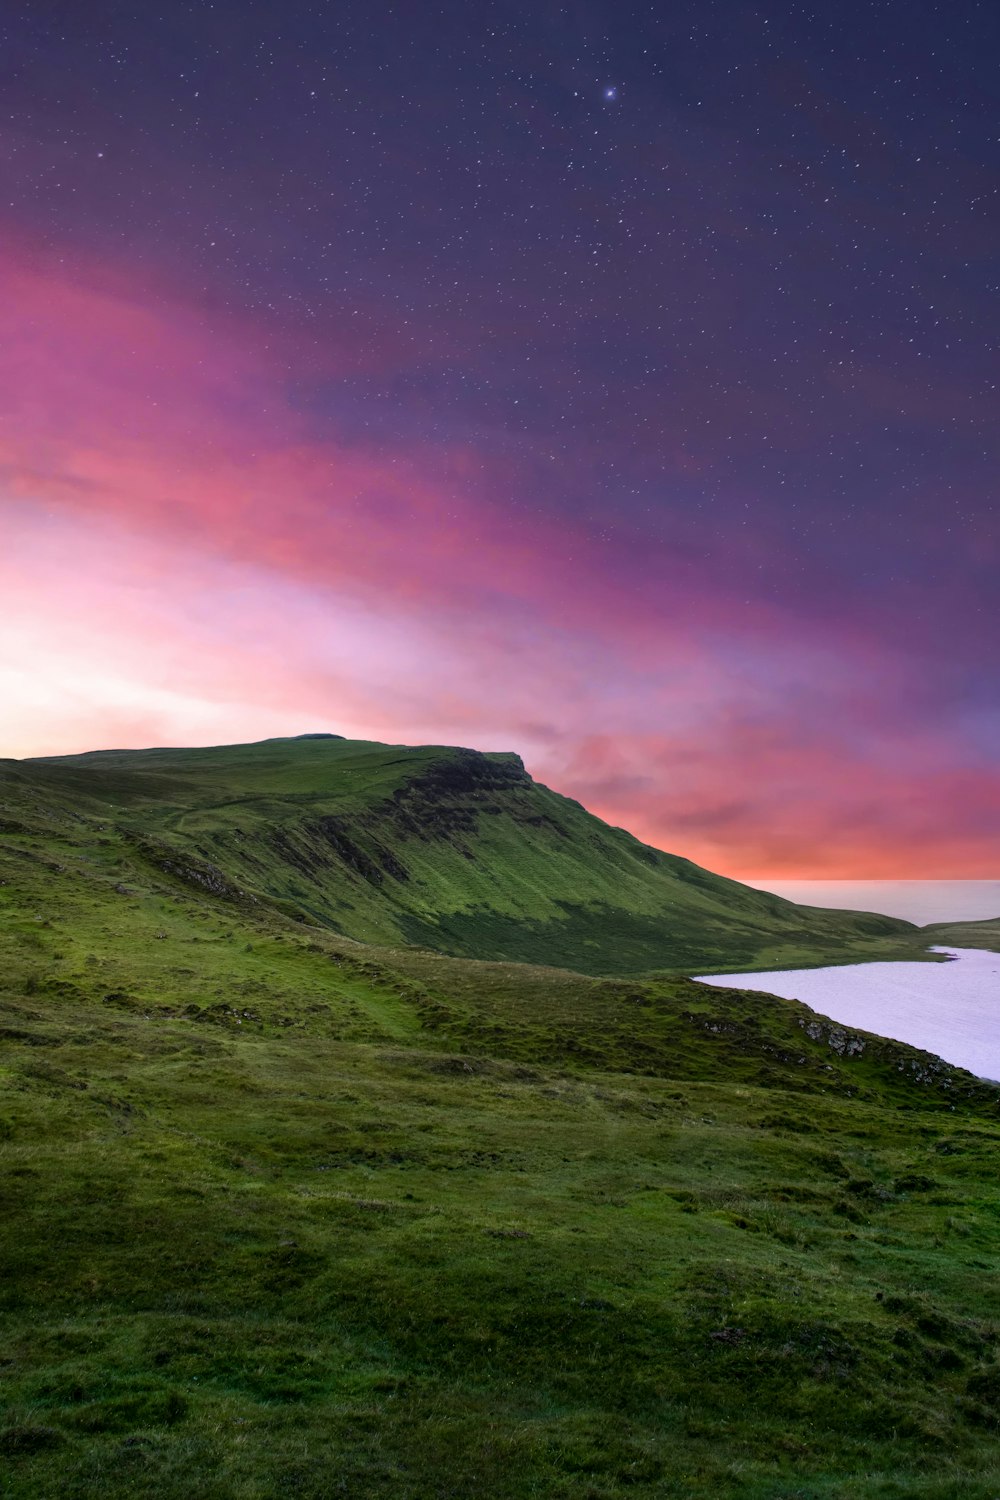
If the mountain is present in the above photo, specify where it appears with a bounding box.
[2,755,1000,1499]
[12,733,919,975]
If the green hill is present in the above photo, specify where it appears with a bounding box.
[14,733,920,975]
[923,917,1000,953]
[3,770,1000,1499]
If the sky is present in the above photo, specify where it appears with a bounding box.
[1,0,999,878]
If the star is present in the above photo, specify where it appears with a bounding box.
[604,86,618,101]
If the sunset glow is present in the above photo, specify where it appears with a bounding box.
[3,4,998,877]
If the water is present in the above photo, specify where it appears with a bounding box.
[745,880,1000,926]
[694,947,1000,1082]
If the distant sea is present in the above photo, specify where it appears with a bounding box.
[747,880,1000,926]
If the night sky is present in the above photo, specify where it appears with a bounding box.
[2,1,998,876]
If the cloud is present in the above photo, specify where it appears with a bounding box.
[2,245,998,876]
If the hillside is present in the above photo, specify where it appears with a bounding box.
[923,917,1000,953]
[3,788,1000,1499]
[13,733,922,975]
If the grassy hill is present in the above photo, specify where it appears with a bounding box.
[923,918,1000,953]
[3,781,1000,1498]
[12,733,924,976]
[4,734,1000,1494]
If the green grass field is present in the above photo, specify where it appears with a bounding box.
[4,736,1000,1496]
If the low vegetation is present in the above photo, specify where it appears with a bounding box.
[3,736,1000,1496]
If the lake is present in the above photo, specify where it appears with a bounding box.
[695,946,1000,1082]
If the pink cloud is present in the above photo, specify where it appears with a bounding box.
[3,244,998,878]
[552,725,1000,878]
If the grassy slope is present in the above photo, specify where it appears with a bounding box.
[923,919,1000,954]
[18,735,926,976]
[4,773,1000,1496]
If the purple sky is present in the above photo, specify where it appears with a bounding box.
[2,1,998,875]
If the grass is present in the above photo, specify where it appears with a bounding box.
[922,918,1000,954]
[10,734,952,976]
[4,735,1000,1495]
